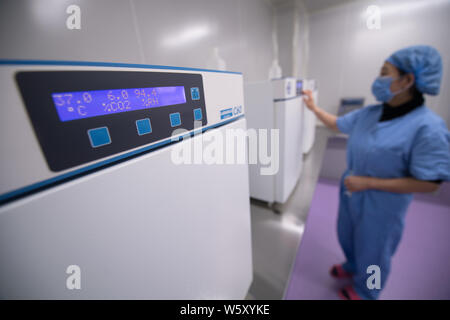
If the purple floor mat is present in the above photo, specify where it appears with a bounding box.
[285,178,450,300]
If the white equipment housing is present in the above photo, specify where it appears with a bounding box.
[244,78,304,205]
[0,61,252,299]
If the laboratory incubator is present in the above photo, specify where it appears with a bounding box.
[0,61,252,299]
[244,77,304,206]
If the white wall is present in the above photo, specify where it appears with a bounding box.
[307,0,450,126]
[2,0,448,123]
[0,0,275,83]
[274,1,295,77]
[272,0,309,79]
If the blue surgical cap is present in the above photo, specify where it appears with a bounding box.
[386,45,443,95]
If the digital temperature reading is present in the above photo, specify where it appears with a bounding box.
[52,86,186,122]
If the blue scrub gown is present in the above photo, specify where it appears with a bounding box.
[336,104,450,300]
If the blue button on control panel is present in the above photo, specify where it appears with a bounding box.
[193,108,202,121]
[136,118,152,135]
[170,112,181,127]
[87,127,111,148]
[190,87,200,100]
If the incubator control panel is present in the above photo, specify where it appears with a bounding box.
[0,62,244,202]
[16,71,207,171]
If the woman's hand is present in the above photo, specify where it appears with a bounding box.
[301,89,339,131]
[302,89,317,112]
[344,176,372,192]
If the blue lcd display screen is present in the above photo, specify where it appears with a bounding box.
[52,86,186,122]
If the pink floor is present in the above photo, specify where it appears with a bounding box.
[285,178,450,300]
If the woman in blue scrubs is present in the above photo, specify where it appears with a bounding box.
[303,45,450,300]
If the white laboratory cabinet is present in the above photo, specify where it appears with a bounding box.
[244,78,304,205]
[0,61,252,299]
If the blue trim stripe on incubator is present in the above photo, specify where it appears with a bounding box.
[0,60,242,75]
[0,115,245,204]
